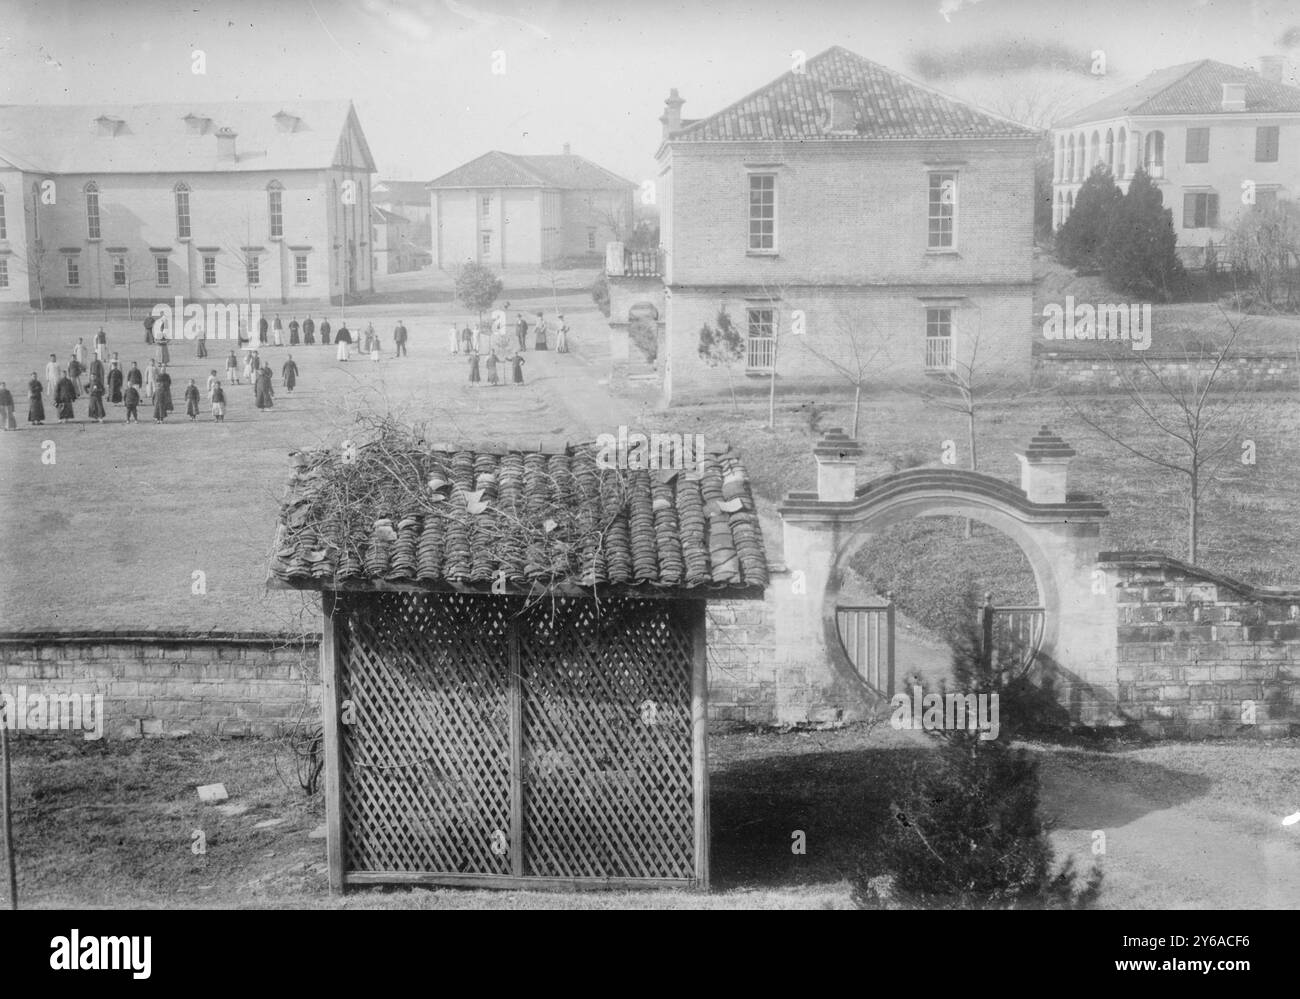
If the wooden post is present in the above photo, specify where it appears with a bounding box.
[690,601,710,890]
[1,702,15,910]
[320,591,346,893]
[508,615,524,878]
[885,592,896,697]
[980,592,994,673]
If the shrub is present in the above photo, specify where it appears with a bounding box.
[1101,168,1187,301]
[1056,165,1121,271]
[590,273,611,318]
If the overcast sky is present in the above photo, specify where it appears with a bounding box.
[4,0,1299,187]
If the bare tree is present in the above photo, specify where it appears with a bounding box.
[797,306,893,438]
[1062,310,1253,562]
[697,307,744,414]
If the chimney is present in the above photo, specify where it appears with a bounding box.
[826,85,857,133]
[1015,426,1077,504]
[563,142,571,155]
[1221,81,1247,111]
[1259,55,1284,83]
[216,127,238,161]
[660,88,685,140]
[812,428,863,502]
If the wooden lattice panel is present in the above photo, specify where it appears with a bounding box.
[332,592,699,886]
[518,597,694,880]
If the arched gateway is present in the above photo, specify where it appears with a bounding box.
[773,428,1117,726]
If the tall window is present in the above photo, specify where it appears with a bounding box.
[481,231,492,257]
[1255,189,1279,213]
[155,255,170,286]
[202,254,217,285]
[1182,192,1220,229]
[247,255,260,285]
[294,253,308,285]
[175,184,191,239]
[1185,127,1210,164]
[66,256,80,286]
[1256,126,1280,163]
[1144,131,1165,177]
[928,172,957,249]
[925,307,954,370]
[85,182,101,240]
[268,181,284,238]
[0,185,6,240]
[112,255,126,286]
[0,259,8,288]
[748,174,776,252]
[587,229,596,251]
[481,194,492,218]
[745,307,775,371]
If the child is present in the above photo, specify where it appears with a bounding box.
[185,379,200,420]
[485,351,499,386]
[510,352,525,385]
[468,350,481,385]
[123,383,140,423]
[210,380,226,422]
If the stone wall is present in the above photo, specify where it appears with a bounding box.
[1103,554,1300,738]
[1034,351,1296,392]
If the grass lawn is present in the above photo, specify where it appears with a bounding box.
[4,726,1296,909]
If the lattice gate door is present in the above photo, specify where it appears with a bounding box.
[329,592,702,889]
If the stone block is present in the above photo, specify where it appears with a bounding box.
[1211,665,1243,681]
[141,718,166,737]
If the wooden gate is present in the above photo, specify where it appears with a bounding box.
[836,603,895,695]
[322,590,707,890]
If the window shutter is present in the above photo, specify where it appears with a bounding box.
[1208,193,1220,228]
[1182,193,1197,228]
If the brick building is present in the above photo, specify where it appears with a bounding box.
[428,147,634,270]
[0,101,376,309]
[1052,58,1300,267]
[639,46,1040,406]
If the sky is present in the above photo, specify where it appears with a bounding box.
[3,0,1300,187]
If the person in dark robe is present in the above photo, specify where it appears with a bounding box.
[144,315,156,345]
[123,384,140,423]
[54,370,76,422]
[335,322,352,361]
[533,312,548,350]
[66,357,84,399]
[251,350,262,373]
[393,320,408,357]
[184,379,201,420]
[87,380,106,422]
[126,361,143,397]
[156,337,170,366]
[515,313,528,352]
[282,354,299,392]
[510,352,526,385]
[258,315,269,345]
[255,366,275,409]
[107,361,124,404]
[289,317,300,345]
[0,382,15,430]
[485,351,499,386]
[319,317,331,346]
[460,325,473,353]
[468,350,481,385]
[27,374,45,425]
[303,315,316,345]
[153,365,173,422]
[89,357,106,392]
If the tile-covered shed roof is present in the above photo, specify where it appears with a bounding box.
[268,441,769,597]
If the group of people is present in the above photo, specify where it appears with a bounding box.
[448,311,571,356]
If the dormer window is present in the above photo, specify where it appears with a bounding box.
[94,115,123,137]
[183,113,212,135]
[273,110,301,133]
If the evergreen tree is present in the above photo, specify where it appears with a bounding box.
[1102,168,1186,301]
[454,262,504,328]
[1056,164,1121,271]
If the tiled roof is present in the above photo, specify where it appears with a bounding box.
[427,150,634,190]
[373,205,410,224]
[1055,60,1300,127]
[0,101,372,174]
[373,179,432,202]
[669,45,1038,143]
[268,442,769,595]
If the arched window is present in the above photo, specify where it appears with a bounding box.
[84,181,101,240]
[267,180,284,239]
[1076,133,1086,180]
[1089,132,1101,174]
[1144,132,1165,177]
[174,183,191,239]
[1117,127,1128,178]
[1067,135,1075,181]
[1105,128,1114,172]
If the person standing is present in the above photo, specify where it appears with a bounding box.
[73,337,87,367]
[226,350,240,384]
[0,382,15,430]
[251,349,261,374]
[196,322,208,359]
[393,320,408,357]
[258,314,269,345]
[515,313,528,352]
[255,365,275,409]
[87,379,106,423]
[144,315,156,345]
[485,351,499,386]
[533,312,548,351]
[88,356,106,393]
[449,322,461,355]
[510,351,526,385]
[289,317,300,345]
[54,369,76,422]
[303,315,316,345]
[209,379,226,422]
[155,336,170,366]
[282,353,299,392]
[44,355,59,396]
[242,350,255,384]
[460,324,473,354]
[272,314,284,347]
[468,349,481,385]
[123,382,140,423]
[144,358,158,400]
[154,364,173,422]
[206,369,219,398]
[94,327,108,363]
[319,317,331,347]
[336,321,352,361]
[66,356,84,399]
[27,373,45,425]
[555,315,570,353]
[126,361,143,397]
[184,379,201,420]
[369,327,381,363]
[107,360,124,404]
